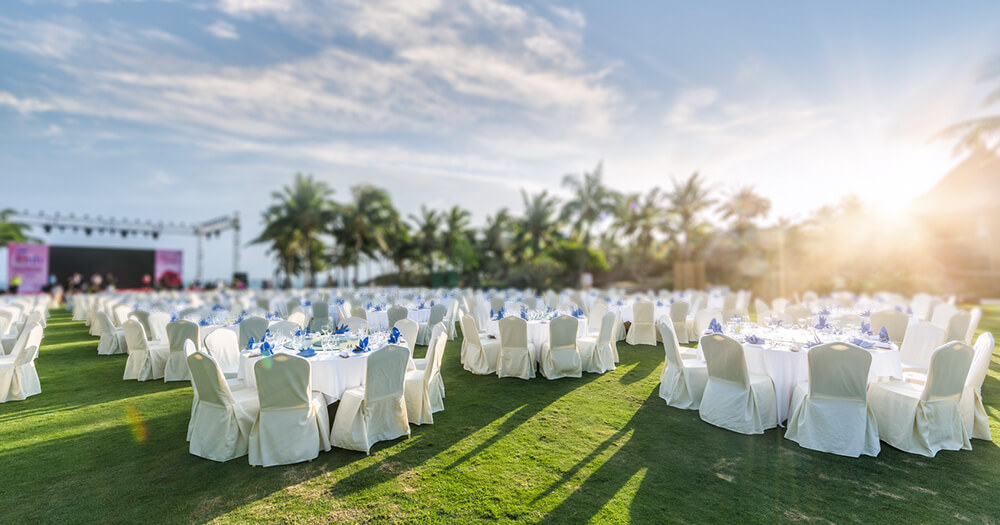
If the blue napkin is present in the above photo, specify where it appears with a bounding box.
[860,321,871,335]
[894,306,903,312]
[850,337,874,349]
[817,307,831,316]
[199,319,210,326]
[335,299,345,305]
[304,300,312,306]
[906,306,913,315]
[520,307,528,320]
[429,300,435,306]
[212,304,225,311]
[803,333,823,349]
[879,327,890,344]
[333,324,349,335]
[494,307,506,320]
[707,318,723,333]
[260,341,273,356]
[860,309,871,318]
[814,316,828,330]
[170,315,179,323]
[245,336,255,350]
[744,334,765,345]
[656,300,664,307]
[297,348,316,358]
[387,327,401,344]
[353,337,369,353]
[418,302,426,309]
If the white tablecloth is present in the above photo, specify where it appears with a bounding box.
[237,351,367,405]
[485,318,589,356]
[695,341,903,424]
[365,308,431,331]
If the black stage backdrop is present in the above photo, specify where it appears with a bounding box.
[50,246,155,289]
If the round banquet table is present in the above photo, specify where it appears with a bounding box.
[236,346,415,405]
[485,317,589,356]
[695,338,903,424]
[365,308,432,331]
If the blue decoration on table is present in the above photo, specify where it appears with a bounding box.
[304,300,312,306]
[879,326,890,344]
[245,336,255,350]
[333,324,349,335]
[373,304,383,312]
[212,304,225,311]
[803,333,823,349]
[814,316,828,330]
[335,298,345,305]
[520,306,528,320]
[353,337,369,353]
[198,319,209,326]
[170,315,179,323]
[429,300,435,306]
[861,321,871,335]
[493,307,506,320]
[418,302,426,309]
[656,300,664,307]
[744,334,765,345]
[707,318,723,333]
[860,309,871,318]
[260,341,273,356]
[574,307,585,318]
[669,298,675,305]
[264,329,271,341]
[817,307,831,316]
[906,306,913,315]
[387,327,401,344]
[297,348,316,358]
[894,305,903,312]
[850,337,874,349]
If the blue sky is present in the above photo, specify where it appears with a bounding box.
[3,0,1000,283]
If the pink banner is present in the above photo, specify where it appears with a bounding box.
[154,250,183,282]
[7,244,49,293]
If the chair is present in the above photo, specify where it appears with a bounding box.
[657,320,707,410]
[345,316,369,334]
[539,315,582,380]
[587,301,608,336]
[3,321,42,362]
[350,306,367,320]
[404,332,447,425]
[416,303,448,345]
[0,343,41,402]
[165,320,200,382]
[693,309,721,336]
[490,296,505,312]
[268,320,298,339]
[123,320,170,381]
[129,310,153,341]
[393,318,419,359]
[187,352,259,462]
[771,298,789,313]
[869,341,974,457]
[249,354,331,466]
[238,316,268,348]
[307,301,332,332]
[964,307,982,344]
[783,305,811,325]
[930,303,958,330]
[577,310,617,374]
[286,311,306,328]
[96,312,126,355]
[204,329,241,378]
[699,333,777,434]
[754,298,770,324]
[784,343,880,457]
[386,305,408,330]
[330,344,411,454]
[961,333,995,441]
[496,317,536,380]
[670,301,689,344]
[414,322,445,371]
[835,313,864,330]
[626,300,656,345]
[147,312,170,343]
[945,310,971,344]
[870,310,908,345]
[460,315,500,375]
[899,321,946,373]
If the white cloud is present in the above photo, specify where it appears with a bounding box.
[549,6,585,28]
[217,0,295,16]
[0,91,55,113]
[43,124,63,136]
[206,20,239,40]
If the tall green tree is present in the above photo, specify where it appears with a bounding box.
[516,189,561,261]
[561,162,619,282]
[666,172,715,262]
[409,205,441,276]
[0,209,37,245]
[252,173,336,286]
[333,185,399,285]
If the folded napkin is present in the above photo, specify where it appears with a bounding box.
[353,337,369,353]
[879,326,890,344]
[802,334,823,349]
[260,341,273,357]
[656,301,664,307]
[212,304,225,311]
[199,319,210,326]
[849,337,874,349]
[814,315,828,330]
[373,304,383,312]
[744,334,765,345]
[707,318,723,334]
[894,306,903,312]
[170,315,179,323]
[493,307,506,320]
[573,307,585,318]
[860,321,871,335]
[333,324,349,335]
[245,336,255,350]
[296,348,316,358]
[520,308,528,320]
[817,308,831,316]
[860,309,871,318]
[387,327,401,344]
[263,329,271,341]
[429,300,435,306]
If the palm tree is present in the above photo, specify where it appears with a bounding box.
[939,55,1000,155]
[561,162,619,281]
[516,189,561,261]
[615,187,666,277]
[409,205,441,276]
[480,208,514,279]
[666,172,715,261]
[252,173,336,286]
[718,185,771,235]
[333,185,399,285]
[0,209,37,245]
[441,205,472,268]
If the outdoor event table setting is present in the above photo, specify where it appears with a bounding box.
[485,307,589,352]
[695,316,903,423]
[236,326,413,404]
[363,302,433,331]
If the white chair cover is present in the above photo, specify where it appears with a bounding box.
[345,316,369,334]
[147,312,170,343]
[869,341,974,457]
[540,315,582,379]
[784,343,880,457]
[268,320,298,338]
[308,301,331,332]
[249,354,331,466]
[404,332,447,425]
[577,310,617,374]
[670,301,689,344]
[393,318,419,359]
[657,320,707,410]
[386,305,408,329]
[187,352,259,462]
[165,320,199,382]
[123,320,169,381]
[699,333,777,434]
[96,312,125,355]
[945,310,971,344]
[497,317,536,380]
[964,307,982,344]
[587,301,608,336]
[871,310,908,345]
[625,300,656,345]
[417,303,448,345]
[693,309,721,336]
[330,344,411,454]
[238,316,268,348]
[899,321,946,372]
[961,333,995,441]
[205,329,241,377]
[460,315,500,375]
[0,341,41,402]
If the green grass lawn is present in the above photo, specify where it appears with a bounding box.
[2,308,999,524]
